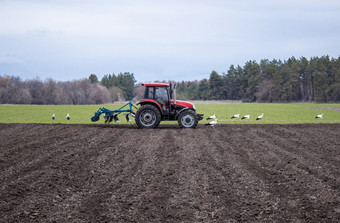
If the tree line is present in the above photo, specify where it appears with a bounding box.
[1,56,339,104]
[0,76,111,104]
[0,72,136,105]
[175,56,340,102]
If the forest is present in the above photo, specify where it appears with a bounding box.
[0,56,339,104]
[175,56,340,103]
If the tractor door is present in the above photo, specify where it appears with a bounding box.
[144,86,154,99]
[154,87,169,110]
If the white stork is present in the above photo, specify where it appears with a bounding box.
[241,114,250,119]
[315,114,323,119]
[231,114,240,119]
[206,114,216,120]
[206,119,218,128]
[256,113,264,120]
[66,113,70,121]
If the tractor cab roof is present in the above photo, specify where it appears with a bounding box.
[142,83,169,87]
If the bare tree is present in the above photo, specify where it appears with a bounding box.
[92,84,111,104]
[43,79,61,104]
[132,83,144,103]
[0,75,31,104]
[26,78,44,104]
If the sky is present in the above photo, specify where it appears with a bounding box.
[0,0,340,83]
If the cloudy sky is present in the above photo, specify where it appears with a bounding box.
[1,0,339,82]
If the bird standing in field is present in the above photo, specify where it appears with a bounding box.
[231,114,240,119]
[241,114,250,119]
[206,119,218,128]
[206,114,216,120]
[315,114,323,119]
[66,113,70,121]
[51,114,56,121]
[256,113,264,120]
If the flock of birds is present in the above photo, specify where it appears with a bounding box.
[51,113,70,121]
[205,113,265,128]
[206,112,324,128]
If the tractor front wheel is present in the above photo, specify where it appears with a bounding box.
[178,110,198,128]
[135,105,161,128]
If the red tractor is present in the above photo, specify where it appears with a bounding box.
[135,83,204,128]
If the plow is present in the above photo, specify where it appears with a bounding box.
[91,83,204,128]
[91,102,138,123]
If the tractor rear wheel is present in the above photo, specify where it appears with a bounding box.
[178,110,198,128]
[135,105,161,128]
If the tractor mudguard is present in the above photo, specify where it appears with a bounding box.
[175,107,191,120]
[137,99,163,115]
[175,108,204,121]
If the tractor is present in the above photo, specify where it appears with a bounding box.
[135,83,203,128]
[91,83,204,128]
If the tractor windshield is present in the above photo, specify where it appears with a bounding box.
[155,87,168,101]
[144,86,168,102]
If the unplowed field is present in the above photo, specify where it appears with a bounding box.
[1,123,339,222]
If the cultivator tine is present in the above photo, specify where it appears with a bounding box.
[108,115,113,123]
[104,114,109,124]
[113,114,120,123]
[125,113,134,122]
[125,113,130,122]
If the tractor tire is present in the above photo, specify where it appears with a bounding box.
[178,110,198,128]
[135,105,161,128]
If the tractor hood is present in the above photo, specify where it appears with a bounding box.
[171,100,194,109]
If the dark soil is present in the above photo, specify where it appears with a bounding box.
[1,123,339,222]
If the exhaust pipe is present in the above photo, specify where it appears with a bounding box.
[173,83,176,105]
[173,88,176,105]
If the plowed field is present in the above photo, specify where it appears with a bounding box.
[1,123,339,222]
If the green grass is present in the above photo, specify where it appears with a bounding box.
[195,103,340,124]
[0,103,339,124]
[0,104,106,124]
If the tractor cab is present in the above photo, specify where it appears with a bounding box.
[142,83,171,112]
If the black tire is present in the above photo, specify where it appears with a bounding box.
[178,110,198,128]
[135,105,161,128]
